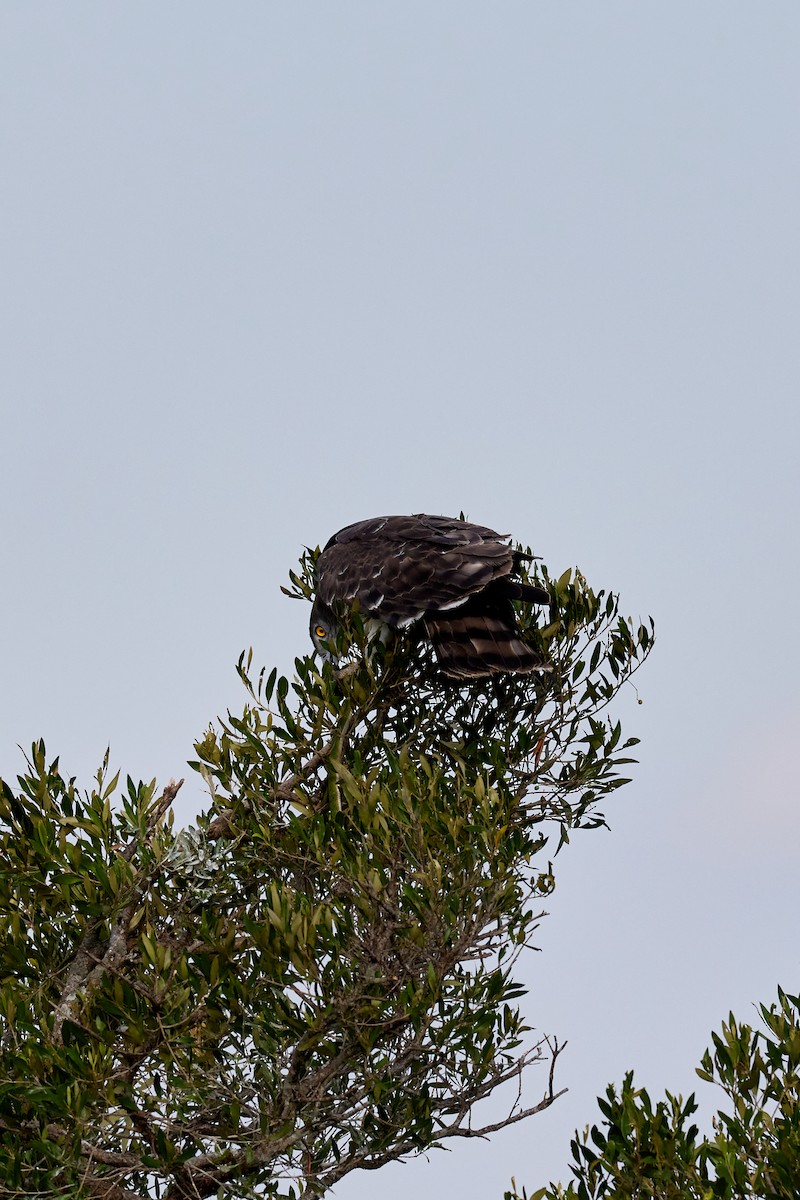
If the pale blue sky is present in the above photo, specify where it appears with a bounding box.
[2,5,799,1195]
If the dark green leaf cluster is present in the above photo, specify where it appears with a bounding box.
[0,552,652,1199]
[515,988,800,1200]
[0,746,180,1195]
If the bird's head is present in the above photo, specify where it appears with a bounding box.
[309,597,339,663]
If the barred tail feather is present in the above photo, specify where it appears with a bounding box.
[424,612,548,680]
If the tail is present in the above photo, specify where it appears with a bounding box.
[425,604,548,680]
[510,550,550,605]
[502,579,551,606]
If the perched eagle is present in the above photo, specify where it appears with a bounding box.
[309,514,551,680]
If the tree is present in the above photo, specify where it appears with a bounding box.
[512,988,800,1200]
[0,551,652,1199]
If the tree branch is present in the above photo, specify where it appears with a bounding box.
[51,778,183,1044]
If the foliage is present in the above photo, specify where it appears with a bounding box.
[511,988,800,1200]
[0,551,651,1199]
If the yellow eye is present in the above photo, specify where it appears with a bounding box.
[314,625,327,639]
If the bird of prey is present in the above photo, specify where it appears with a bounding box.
[309,514,551,680]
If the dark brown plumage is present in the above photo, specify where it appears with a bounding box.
[309,514,550,680]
